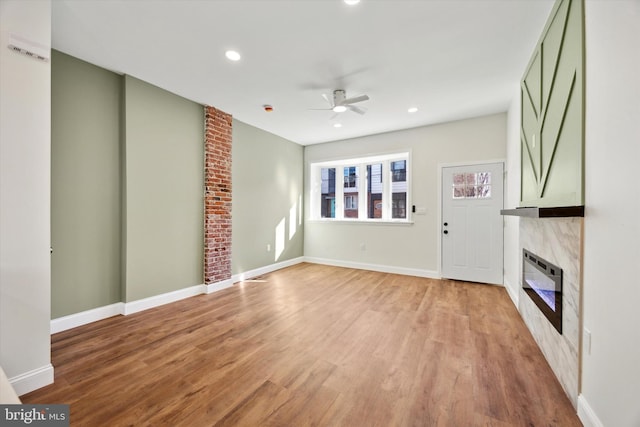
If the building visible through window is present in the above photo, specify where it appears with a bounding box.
[311,152,410,222]
[321,167,336,218]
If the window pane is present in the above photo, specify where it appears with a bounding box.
[344,195,358,218]
[391,160,407,182]
[391,161,408,218]
[465,185,477,198]
[478,172,491,185]
[465,173,477,185]
[477,185,492,198]
[392,192,406,219]
[453,173,465,185]
[344,166,358,188]
[321,167,335,218]
[453,186,465,199]
[343,166,359,218]
[367,164,383,219]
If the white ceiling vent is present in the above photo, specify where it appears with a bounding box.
[6,33,49,62]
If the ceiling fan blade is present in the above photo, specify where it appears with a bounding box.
[322,93,334,107]
[343,94,369,105]
[347,105,366,115]
[309,108,332,111]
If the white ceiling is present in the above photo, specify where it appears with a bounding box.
[52,0,554,145]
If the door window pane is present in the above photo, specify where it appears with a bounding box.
[451,171,492,199]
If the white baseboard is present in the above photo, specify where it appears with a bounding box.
[51,303,125,334]
[51,285,208,333]
[232,256,305,283]
[49,256,433,334]
[577,394,604,427]
[123,284,207,315]
[206,279,234,294]
[10,364,54,397]
[304,256,440,279]
[49,258,308,334]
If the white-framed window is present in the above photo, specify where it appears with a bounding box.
[345,195,358,210]
[310,152,410,222]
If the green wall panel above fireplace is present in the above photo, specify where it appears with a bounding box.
[521,0,584,207]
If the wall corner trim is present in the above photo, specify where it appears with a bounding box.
[10,364,54,397]
[577,394,604,427]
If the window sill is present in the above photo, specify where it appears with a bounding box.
[307,219,414,226]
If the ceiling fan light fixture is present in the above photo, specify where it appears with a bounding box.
[225,50,241,61]
[408,107,418,113]
[333,123,343,128]
[333,105,347,113]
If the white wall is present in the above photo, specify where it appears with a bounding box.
[503,88,521,304]
[304,114,506,276]
[581,2,640,426]
[0,0,53,394]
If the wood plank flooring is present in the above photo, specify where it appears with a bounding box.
[22,263,582,426]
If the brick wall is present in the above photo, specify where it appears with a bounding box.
[204,106,232,284]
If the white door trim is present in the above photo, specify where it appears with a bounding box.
[437,159,506,280]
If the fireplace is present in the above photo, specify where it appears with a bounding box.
[522,249,563,334]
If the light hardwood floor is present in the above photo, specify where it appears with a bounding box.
[23,263,582,426]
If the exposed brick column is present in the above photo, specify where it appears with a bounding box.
[204,106,232,284]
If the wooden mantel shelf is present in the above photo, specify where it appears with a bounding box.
[500,206,585,218]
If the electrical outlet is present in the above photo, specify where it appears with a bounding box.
[266,244,271,252]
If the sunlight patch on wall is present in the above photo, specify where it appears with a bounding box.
[289,203,297,240]
[275,217,285,261]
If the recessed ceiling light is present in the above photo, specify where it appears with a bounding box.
[344,0,360,5]
[408,107,418,113]
[334,123,343,128]
[225,50,241,61]
[333,105,347,113]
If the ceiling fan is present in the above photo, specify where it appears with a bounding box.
[314,89,370,116]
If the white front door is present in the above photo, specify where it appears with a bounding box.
[441,162,504,285]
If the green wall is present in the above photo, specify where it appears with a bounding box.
[51,52,205,315]
[232,120,304,274]
[52,52,304,315]
[123,76,204,301]
[51,51,122,318]
[521,0,584,207]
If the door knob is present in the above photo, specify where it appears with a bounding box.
[443,230,448,234]
[443,222,448,226]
